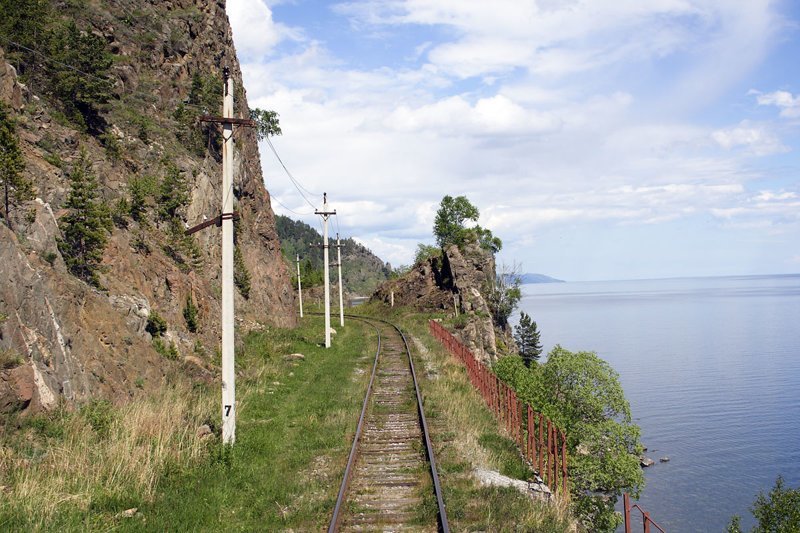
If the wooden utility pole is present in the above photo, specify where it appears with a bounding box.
[335,233,344,327]
[315,193,336,348]
[296,254,304,318]
[186,67,256,446]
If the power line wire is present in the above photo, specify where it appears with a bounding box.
[270,193,315,217]
[264,136,320,210]
[0,35,110,83]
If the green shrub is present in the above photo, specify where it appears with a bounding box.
[234,247,251,299]
[153,338,179,360]
[183,294,199,333]
[146,310,167,338]
[494,348,644,532]
[728,476,800,532]
[0,348,24,370]
[80,399,114,437]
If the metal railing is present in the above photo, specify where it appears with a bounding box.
[623,493,665,533]
[429,320,569,497]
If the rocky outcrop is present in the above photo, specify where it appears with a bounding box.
[372,242,501,364]
[0,0,294,414]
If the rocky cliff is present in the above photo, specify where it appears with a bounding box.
[372,242,504,364]
[0,0,294,414]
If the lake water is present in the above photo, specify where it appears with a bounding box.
[518,275,800,531]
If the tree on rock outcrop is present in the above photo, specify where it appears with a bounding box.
[57,150,111,288]
[0,103,32,229]
[433,195,502,253]
[434,195,480,249]
[514,311,542,366]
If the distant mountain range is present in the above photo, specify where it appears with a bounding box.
[520,273,565,284]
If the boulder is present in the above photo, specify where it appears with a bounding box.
[283,353,305,361]
[195,424,213,439]
[640,457,655,468]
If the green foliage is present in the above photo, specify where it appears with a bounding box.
[234,247,251,299]
[153,338,179,360]
[183,294,199,333]
[249,108,282,140]
[433,195,480,249]
[174,73,223,156]
[484,265,522,328]
[146,310,167,338]
[728,476,800,532]
[295,257,324,288]
[474,225,502,254]
[45,21,113,132]
[514,312,542,366]
[494,347,644,532]
[158,162,189,221]
[414,243,441,265]
[0,0,50,75]
[0,102,32,228]
[127,174,158,223]
[0,348,24,370]
[57,150,111,288]
[111,197,129,228]
[99,132,121,161]
[43,251,58,266]
[275,214,390,294]
[79,399,114,437]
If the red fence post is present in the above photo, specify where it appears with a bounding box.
[624,493,631,533]
[644,512,651,533]
[538,413,544,476]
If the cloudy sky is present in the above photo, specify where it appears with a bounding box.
[227,0,800,281]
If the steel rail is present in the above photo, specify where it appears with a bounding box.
[383,317,450,533]
[327,315,382,533]
[309,312,449,532]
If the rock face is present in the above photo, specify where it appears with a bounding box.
[372,242,500,364]
[0,1,294,414]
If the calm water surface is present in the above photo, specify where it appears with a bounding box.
[519,275,800,532]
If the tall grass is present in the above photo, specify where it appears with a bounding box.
[0,384,213,529]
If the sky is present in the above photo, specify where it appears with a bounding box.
[226,0,800,281]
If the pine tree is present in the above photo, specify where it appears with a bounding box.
[47,21,112,132]
[514,311,543,367]
[158,161,188,221]
[234,246,251,299]
[0,103,32,228]
[57,150,111,287]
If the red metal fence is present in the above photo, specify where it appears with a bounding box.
[429,320,569,497]
[623,493,665,533]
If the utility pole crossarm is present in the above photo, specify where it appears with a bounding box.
[198,115,256,127]
[184,211,240,236]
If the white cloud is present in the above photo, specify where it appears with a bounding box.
[229,1,797,273]
[384,95,561,135]
[226,0,300,59]
[711,121,787,155]
[753,90,800,118]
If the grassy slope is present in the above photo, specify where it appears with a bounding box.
[1,306,574,531]
[128,316,373,531]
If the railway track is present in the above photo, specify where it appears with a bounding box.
[328,316,449,532]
